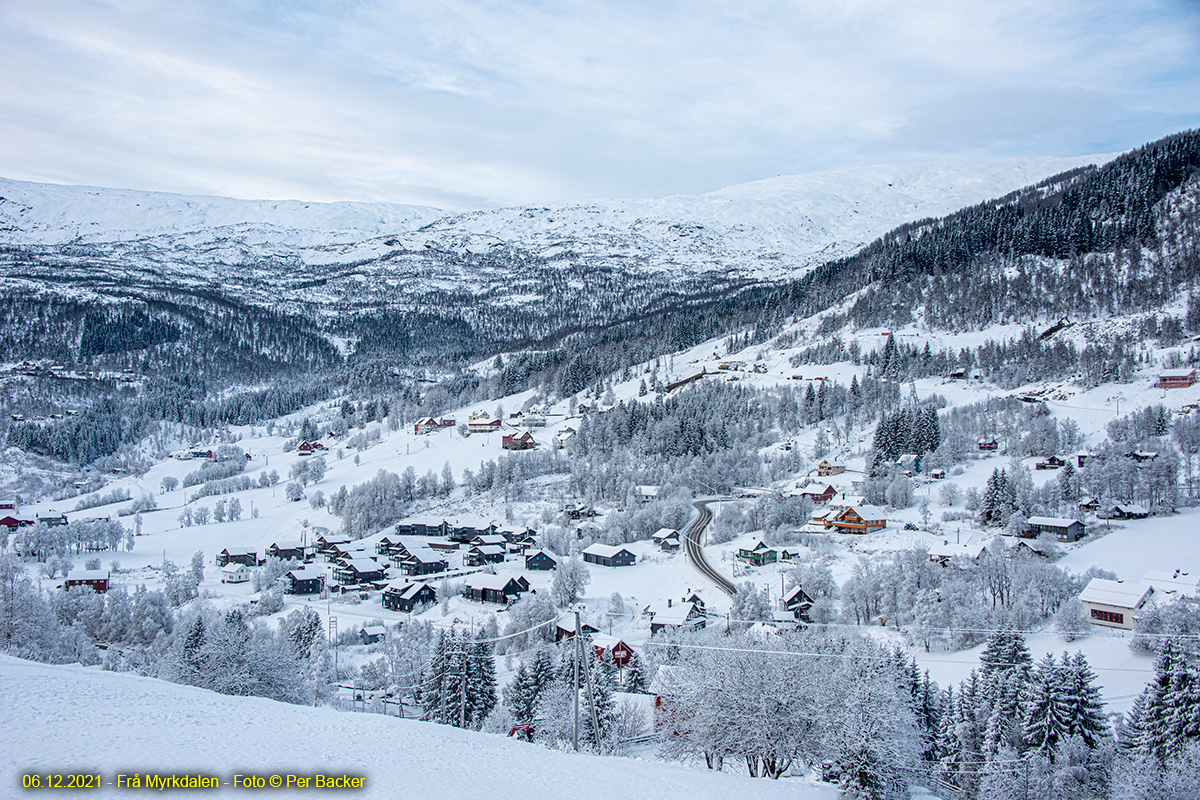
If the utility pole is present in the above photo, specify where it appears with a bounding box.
[576,608,601,750]
[572,617,580,751]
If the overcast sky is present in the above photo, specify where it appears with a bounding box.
[1,0,1197,210]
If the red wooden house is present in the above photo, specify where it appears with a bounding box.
[502,432,536,451]
[64,569,110,593]
[1156,368,1196,389]
[468,419,503,434]
[798,483,836,504]
[825,505,888,534]
[589,633,634,668]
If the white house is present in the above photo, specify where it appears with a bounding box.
[1079,578,1154,630]
[220,563,251,584]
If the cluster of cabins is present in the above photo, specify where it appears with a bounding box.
[1,510,67,532]
[413,417,456,435]
[1080,569,1198,630]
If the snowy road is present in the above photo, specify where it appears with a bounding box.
[684,499,736,595]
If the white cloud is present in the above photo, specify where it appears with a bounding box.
[0,0,1196,209]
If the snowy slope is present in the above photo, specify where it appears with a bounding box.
[0,655,837,799]
[0,178,444,246]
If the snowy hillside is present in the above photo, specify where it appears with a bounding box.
[1,655,837,799]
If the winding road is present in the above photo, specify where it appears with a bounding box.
[682,498,737,595]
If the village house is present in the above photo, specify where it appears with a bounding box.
[0,515,34,532]
[470,533,507,548]
[37,512,68,527]
[296,440,325,456]
[635,485,660,503]
[798,483,836,504]
[359,625,388,645]
[220,563,251,584]
[413,417,441,435]
[334,557,387,585]
[1155,368,1197,389]
[736,539,779,567]
[382,581,436,612]
[285,567,325,595]
[1035,455,1066,470]
[265,541,306,562]
[317,534,352,553]
[502,432,536,451]
[588,633,634,668]
[1126,450,1159,463]
[582,543,637,567]
[825,505,888,534]
[396,548,448,576]
[782,585,815,623]
[522,414,547,428]
[643,599,706,635]
[465,574,529,605]
[1026,516,1086,542]
[0,500,17,511]
[467,418,503,434]
[1079,578,1153,630]
[978,439,999,451]
[216,547,258,567]
[928,540,987,566]
[64,569,110,593]
[464,544,506,567]
[1105,503,1150,520]
[555,621,601,641]
[816,459,846,477]
[394,521,450,538]
[525,549,558,570]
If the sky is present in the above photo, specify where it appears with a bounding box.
[0,0,1198,211]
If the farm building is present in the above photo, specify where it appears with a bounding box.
[582,543,636,567]
[220,563,251,584]
[63,569,110,593]
[284,567,325,595]
[525,549,558,570]
[382,581,436,612]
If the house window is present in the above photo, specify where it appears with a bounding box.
[1090,609,1124,625]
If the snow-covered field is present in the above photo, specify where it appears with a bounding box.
[0,655,839,799]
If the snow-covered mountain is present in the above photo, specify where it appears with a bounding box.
[1,156,1111,277]
[0,154,1116,373]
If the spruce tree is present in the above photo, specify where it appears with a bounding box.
[1022,653,1070,757]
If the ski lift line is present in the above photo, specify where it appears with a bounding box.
[640,641,1155,674]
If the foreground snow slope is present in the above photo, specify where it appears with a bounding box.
[0,656,836,799]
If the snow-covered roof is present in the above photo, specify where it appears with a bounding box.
[406,549,446,564]
[471,545,505,556]
[588,633,629,650]
[65,569,109,581]
[472,534,506,545]
[466,574,516,591]
[219,563,247,573]
[928,541,986,559]
[582,543,632,558]
[644,600,699,626]
[340,557,383,572]
[1027,516,1081,528]
[841,504,887,520]
[635,485,659,496]
[361,625,388,637]
[269,541,305,550]
[286,566,324,580]
[1079,578,1153,609]
[652,528,678,540]
[1113,503,1149,515]
[525,549,556,561]
[1143,569,1199,597]
[221,546,256,556]
[1158,368,1197,378]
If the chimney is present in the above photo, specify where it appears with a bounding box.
[667,598,672,607]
